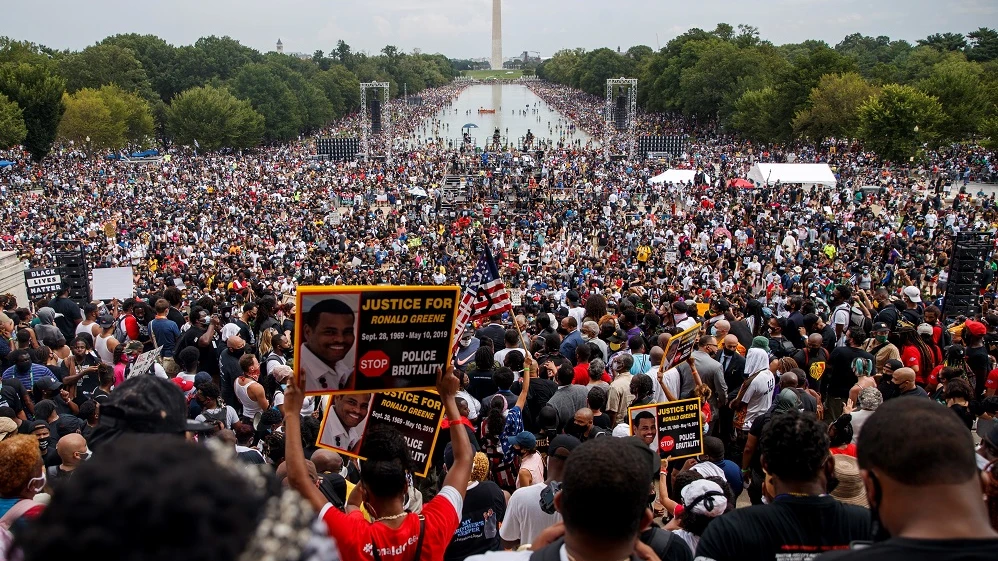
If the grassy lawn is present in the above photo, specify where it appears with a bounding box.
[462,69,525,80]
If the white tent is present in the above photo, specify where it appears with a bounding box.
[747,163,837,187]
[649,169,711,185]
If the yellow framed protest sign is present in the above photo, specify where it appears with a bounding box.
[315,389,446,478]
[628,397,705,460]
[294,285,461,396]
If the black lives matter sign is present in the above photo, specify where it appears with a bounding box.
[24,268,62,299]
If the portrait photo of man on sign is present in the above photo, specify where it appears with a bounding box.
[298,294,360,393]
[317,392,373,454]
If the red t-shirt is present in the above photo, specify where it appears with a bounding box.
[320,486,461,561]
[901,345,924,382]
[572,363,590,385]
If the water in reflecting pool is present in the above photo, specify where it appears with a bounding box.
[410,84,591,150]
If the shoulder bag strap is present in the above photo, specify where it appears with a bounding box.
[411,515,426,561]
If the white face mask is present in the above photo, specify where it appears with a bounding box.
[27,470,46,494]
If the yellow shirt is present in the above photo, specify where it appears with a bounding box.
[636,246,651,262]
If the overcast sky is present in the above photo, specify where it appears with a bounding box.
[6,0,997,58]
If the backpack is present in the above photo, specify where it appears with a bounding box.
[114,316,131,343]
[202,407,230,429]
[849,305,872,337]
[481,433,518,492]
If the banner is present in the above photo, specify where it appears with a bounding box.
[24,268,62,300]
[316,389,445,478]
[628,398,704,460]
[294,286,460,395]
[662,322,701,369]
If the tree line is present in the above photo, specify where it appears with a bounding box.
[0,35,457,159]
[537,25,998,162]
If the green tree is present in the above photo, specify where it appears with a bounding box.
[730,87,782,143]
[335,40,353,68]
[980,115,998,150]
[793,72,878,140]
[58,44,154,99]
[918,32,967,52]
[857,84,944,162]
[0,62,65,160]
[769,45,857,140]
[576,49,636,96]
[916,57,986,141]
[317,64,360,113]
[0,92,27,148]
[678,41,783,118]
[711,23,735,41]
[0,37,57,69]
[625,45,654,62]
[967,28,998,62]
[100,34,177,101]
[536,48,584,85]
[229,62,302,141]
[97,84,155,144]
[58,88,122,150]
[166,85,263,150]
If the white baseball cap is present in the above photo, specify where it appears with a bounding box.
[902,286,922,303]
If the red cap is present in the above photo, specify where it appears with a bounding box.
[171,378,194,392]
[965,320,987,337]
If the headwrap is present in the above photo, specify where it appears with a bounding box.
[681,479,728,517]
[774,388,801,413]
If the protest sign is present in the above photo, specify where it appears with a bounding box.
[129,346,162,378]
[661,322,701,369]
[316,389,445,477]
[92,267,134,301]
[24,268,62,299]
[628,397,704,460]
[295,286,460,395]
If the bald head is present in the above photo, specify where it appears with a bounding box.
[56,433,87,465]
[892,367,916,390]
[722,334,739,353]
[779,372,799,389]
[311,449,344,473]
[649,346,664,364]
[574,407,594,426]
[277,459,318,485]
[657,332,672,349]
[714,320,730,337]
[807,333,823,347]
[226,335,245,351]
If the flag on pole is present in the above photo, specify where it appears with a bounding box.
[452,246,513,353]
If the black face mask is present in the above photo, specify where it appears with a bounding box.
[230,348,245,358]
[867,471,891,542]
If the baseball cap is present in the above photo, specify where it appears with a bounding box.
[902,286,922,303]
[509,431,537,450]
[884,358,904,371]
[123,340,144,353]
[672,300,689,314]
[0,417,17,441]
[872,322,890,333]
[916,323,934,336]
[97,315,115,328]
[965,320,987,337]
[537,405,560,432]
[35,375,62,392]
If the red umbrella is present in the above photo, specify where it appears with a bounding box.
[729,178,754,188]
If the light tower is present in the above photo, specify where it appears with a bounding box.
[491,0,502,70]
[276,38,284,54]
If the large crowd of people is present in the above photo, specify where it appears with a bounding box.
[2,78,998,561]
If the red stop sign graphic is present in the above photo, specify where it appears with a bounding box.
[358,350,391,377]
[659,435,675,454]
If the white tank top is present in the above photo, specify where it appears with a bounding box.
[234,377,262,420]
[95,335,114,365]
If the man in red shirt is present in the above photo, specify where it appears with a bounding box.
[286,364,478,561]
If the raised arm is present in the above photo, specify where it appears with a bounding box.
[440,366,472,498]
[283,378,329,513]
[515,353,533,410]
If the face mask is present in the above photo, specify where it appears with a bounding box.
[710,326,717,336]
[876,335,888,343]
[16,362,31,374]
[230,348,245,358]
[38,439,49,452]
[79,448,92,461]
[27,471,46,494]
[459,339,470,348]
[564,423,586,438]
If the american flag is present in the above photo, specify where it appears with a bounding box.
[452,246,513,353]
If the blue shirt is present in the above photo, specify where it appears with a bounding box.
[2,363,53,390]
[714,459,744,499]
[149,317,181,358]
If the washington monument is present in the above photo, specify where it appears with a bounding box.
[491,0,502,70]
